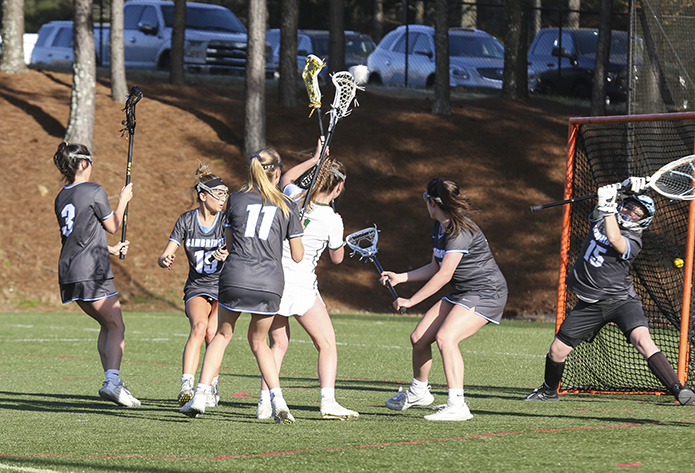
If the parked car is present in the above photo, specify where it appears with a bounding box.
[265,28,312,79]
[0,32,39,65]
[368,25,516,90]
[31,1,264,74]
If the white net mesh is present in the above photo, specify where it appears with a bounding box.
[345,226,379,259]
[330,71,364,120]
[650,155,695,199]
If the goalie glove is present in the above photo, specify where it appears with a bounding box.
[620,176,648,194]
[596,183,620,216]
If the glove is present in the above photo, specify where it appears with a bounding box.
[620,177,648,194]
[596,183,620,215]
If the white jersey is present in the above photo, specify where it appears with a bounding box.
[281,183,344,290]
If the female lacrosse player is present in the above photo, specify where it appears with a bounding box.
[523,181,695,405]
[158,163,229,407]
[380,177,508,421]
[53,141,140,407]
[254,150,359,421]
[180,148,304,423]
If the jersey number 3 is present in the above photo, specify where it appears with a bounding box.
[60,204,76,237]
[244,204,277,240]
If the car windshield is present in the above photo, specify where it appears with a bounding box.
[574,31,636,58]
[162,6,246,33]
[346,37,375,56]
[449,35,504,59]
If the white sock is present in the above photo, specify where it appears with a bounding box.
[411,378,428,394]
[320,387,335,401]
[211,375,219,387]
[270,388,283,400]
[181,373,194,385]
[259,389,271,404]
[105,369,120,384]
[196,383,211,394]
[448,388,465,407]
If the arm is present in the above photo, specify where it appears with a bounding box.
[289,236,304,263]
[380,255,440,288]
[395,252,463,310]
[594,183,628,255]
[603,214,628,255]
[158,240,179,269]
[109,240,130,257]
[102,183,134,234]
[329,245,344,264]
[280,141,324,189]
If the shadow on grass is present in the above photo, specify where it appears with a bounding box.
[0,456,194,473]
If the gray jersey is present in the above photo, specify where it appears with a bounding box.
[168,208,225,298]
[432,220,508,298]
[566,219,642,301]
[54,182,114,284]
[220,190,303,297]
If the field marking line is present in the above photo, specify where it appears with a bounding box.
[0,462,66,473]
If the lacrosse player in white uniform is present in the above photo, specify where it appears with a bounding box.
[380,177,508,421]
[180,148,304,423]
[53,142,140,407]
[158,163,229,408]
[255,148,359,421]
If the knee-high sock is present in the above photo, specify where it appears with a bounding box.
[544,354,565,392]
[647,351,680,392]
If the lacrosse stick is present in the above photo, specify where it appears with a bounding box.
[299,71,364,218]
[302,54,326,142]
[118,85,143,259]
[530,154,695,212]
[346,226,406,313]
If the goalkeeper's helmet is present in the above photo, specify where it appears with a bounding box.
[617,195,655,232]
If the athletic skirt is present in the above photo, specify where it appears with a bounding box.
[219,286,281,316]
[60,279,118,304]
[443,292,507,325]
[278,282,323,317]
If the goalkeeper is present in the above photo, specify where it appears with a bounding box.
[523,178,695,405]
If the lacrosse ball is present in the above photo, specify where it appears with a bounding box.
[674,258,684,268]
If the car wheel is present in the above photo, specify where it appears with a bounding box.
[572,82,591,100]
[158,51,171,72]
[426,75,435,88]
[368,73,382,85]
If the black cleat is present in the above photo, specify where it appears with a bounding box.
[676,387,695,406]
[523,386,559,401]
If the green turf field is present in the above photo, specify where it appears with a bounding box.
[0,311,692,472]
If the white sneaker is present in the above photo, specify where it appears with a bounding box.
[98,380,141,407]
[180,391,207,418]
[385,385,434,411]
[256,401,272,420]
[206,382,220,407]
[271,396,295,424]
[320,399,359,420]
[178,378,194,407]
[424,402,473,421]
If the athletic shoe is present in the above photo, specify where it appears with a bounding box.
[98,380,141,407]
[271,396,295,424]
[676,387,695,406]
[256,401,272,420]
[178,378,194,407]
[206,383,220,408]
[180,391,207,418]
[385,385,434,411]
[320,399,359,420]
[522,385,559,401]
[424,402,473,421]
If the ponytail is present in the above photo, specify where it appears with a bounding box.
[244,148,291,216]
[53,142,92,184]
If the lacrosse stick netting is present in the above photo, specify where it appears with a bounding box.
[328,71,364,124]
[346,226,405,313]
[302,54,325,118]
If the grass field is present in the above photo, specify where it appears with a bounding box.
[0,311,692,473]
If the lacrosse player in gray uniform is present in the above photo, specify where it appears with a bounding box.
[53,142,140,407]
[181,148,304,423]
[380,177,508,421]
[255,147,359,421]
[158,163,229,408]
[524,179,695,405]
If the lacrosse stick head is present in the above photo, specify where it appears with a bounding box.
[345,226,379,261]
[330,71,364,121]
[649,154,695,200]
[302,54,326,117]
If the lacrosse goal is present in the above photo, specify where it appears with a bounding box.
[557,112,695,394]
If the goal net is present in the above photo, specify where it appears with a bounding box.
[558,112,695,394]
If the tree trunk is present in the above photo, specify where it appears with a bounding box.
[328,0,345,74]
[373,0,384,42]
[431,0,450,115]
[109,0,128,101]
[502,0,528,99]
[170,0,186,85]
[568,0,581,29]
[1,0,27,73]
[460,0,477,28]
[590,0,611,116]
[243,0,267,156]
[531,0,541,39]
[65,0,97,150]
[414,1,424,24]
[279,0,300,108]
